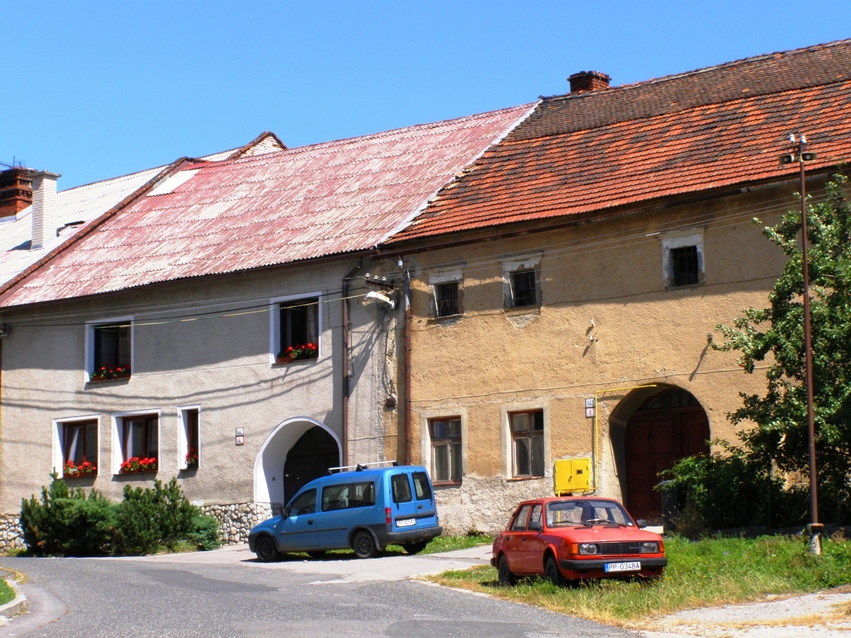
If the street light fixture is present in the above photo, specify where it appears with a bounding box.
[781,134,821,554]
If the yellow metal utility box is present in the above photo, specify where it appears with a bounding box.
[553,458,591,495]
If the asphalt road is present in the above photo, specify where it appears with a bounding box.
[0,545,633,638]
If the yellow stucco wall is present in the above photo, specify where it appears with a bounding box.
[397,184,800,532]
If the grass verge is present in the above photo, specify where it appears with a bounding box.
[0,578,14,606]
[429,535,851,625]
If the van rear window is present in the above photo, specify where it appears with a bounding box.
[391,474,413,503]
[321,481,375,511]
[412,471,433,500]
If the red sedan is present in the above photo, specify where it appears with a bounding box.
[491,496,666,585]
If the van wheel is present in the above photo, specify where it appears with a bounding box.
[352,530,378,559]
[254,535,280,563]
[545,555,565,586]
[497,555,516,586]
[404,540,429,555]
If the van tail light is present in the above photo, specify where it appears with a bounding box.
[385,507,392,524]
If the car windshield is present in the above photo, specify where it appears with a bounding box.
[545,499,634,527]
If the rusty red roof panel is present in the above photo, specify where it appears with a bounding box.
[388,40,851,244]
[0,105,532,307]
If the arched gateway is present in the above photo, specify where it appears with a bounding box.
[617,387,710,521]
[254,418,341,507]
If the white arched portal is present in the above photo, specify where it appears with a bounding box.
[253,417,341,505]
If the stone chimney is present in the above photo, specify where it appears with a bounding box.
[0,167,34,220]
[31,171,61,250]
[568,71,611,94]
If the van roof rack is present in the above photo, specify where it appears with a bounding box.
[328,460,399,473]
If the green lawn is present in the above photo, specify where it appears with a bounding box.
[0,578,14,606]
[430,535,851,625]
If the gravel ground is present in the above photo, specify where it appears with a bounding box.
[633,587,851,637]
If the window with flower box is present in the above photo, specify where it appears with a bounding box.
[59,420,99,478]
[87,318,132,382]
[116,413,159,474]
[179,407,200,470]
[511,410,544,477]
[272,295,320,363]
[430,417,462,484]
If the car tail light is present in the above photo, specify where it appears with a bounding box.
[385,507,392,524]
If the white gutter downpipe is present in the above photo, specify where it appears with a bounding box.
[31,171,61,250]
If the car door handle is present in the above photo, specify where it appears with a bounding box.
[417,504,423,510]
[307,520,314,525]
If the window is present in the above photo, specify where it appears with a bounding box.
[511,410,544,477]
[662,232,704,288]
[411,471,433,500]
[60,420,98,478]
[671,246,699,286]
[116,413,159,474]
[274,296,320,361]
[428,268,463,319]
[511,504,531,530]
[288,488,317,515]
[434,281,459,317]
[430,417,462,484]
[87,318,132,381]
[509,270,537,307]
[502,254,541,310]
[179,407,200,470]
[321,481,375,511]
[391,474,413,503]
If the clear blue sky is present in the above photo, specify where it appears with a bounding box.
[3,1,850,189]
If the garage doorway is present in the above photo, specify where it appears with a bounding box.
[624,388,709,521]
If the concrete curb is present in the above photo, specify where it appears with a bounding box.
[0,570,28,622]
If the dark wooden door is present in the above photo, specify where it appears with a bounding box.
[625,407,709,520]
[283,427,339,503]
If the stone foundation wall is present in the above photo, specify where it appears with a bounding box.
[434,475,551,535]
[0,514,24,553]
[201,502,280,545]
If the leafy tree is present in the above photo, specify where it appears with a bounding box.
[715,175,851,523]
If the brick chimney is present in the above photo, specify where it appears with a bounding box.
[31,171,61,250]
[0,167,34,220]
[568,71,611,94]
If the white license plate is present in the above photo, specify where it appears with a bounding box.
[396,518,416,528]
[604,561,641,573]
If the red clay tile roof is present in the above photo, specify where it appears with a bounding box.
[388,39,851,243]
[0,105,531,307]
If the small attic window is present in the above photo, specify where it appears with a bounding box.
[146,170,200,197]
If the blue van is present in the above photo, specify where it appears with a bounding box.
[248,464,443,561]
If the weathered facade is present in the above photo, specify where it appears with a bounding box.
[380,39,851,533]
[0,106,530,549]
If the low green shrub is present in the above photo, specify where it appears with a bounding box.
[20,475,220,556]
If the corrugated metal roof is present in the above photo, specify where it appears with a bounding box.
[388,39,851,244]
[0,134,286,288]
[0,106,531,307]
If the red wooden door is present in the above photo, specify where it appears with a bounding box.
[625,406,709,520]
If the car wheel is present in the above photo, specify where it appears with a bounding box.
[544,555,565,586]
[497,554,516,586]
[307,550,326,559]
[254,535,280,563]
[352,530,378,559]
[404,540,429,555]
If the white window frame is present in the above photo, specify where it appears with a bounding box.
[420,409,467,484]
[501,401,549,479]
[178,405,201,471]
[661,230,704,288]
[53,415,101,477]
[502,254,542,310]
[85,315,134,382]
[269,292,323,364]
[111,409,162,475]
[428,267,463,318]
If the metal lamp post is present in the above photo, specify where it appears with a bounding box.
[780,134,821,554]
